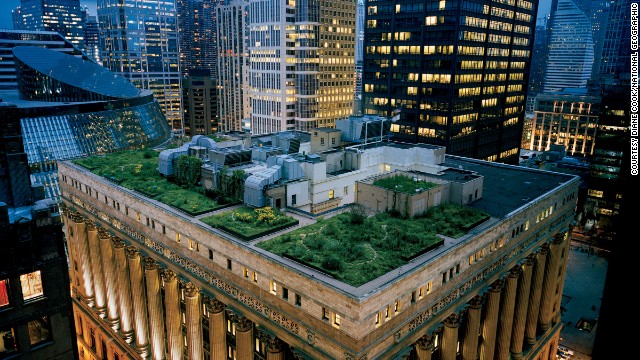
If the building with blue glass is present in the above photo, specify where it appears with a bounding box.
[0,46,172,200]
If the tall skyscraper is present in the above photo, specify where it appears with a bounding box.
[177,0,218,77]
[363,0,537,164]
[217,0,250,132]
[98,0,183,131]
[598,0,631,79]
[83,15,100,64]
[353,0,365,116]
[542,0,594,93]
[182,69,219,135]
[12,0,85,49]
[248,0,355,134]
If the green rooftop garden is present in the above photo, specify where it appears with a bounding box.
[207,134,230,142]
[201,206,299,241]
[257,204,489,287]
[73,150,234,215]
[373,175,439,194]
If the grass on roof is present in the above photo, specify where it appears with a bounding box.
[73,149,225,215]
[257,203,488,287]
[207,134,230,142]
[201,206,299,240]
[373,175,439,194]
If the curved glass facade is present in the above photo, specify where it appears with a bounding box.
[13,45,140,101]
[21,100,171,170]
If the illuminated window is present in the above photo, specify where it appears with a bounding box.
[322,307,329,320]
[329,189,335,199]
[0,279,9,307]
[252,272,258,283]
[20,271,43,301]
[176,233,181,243]
[243,268,249,278]
[270,281,277,294]
[28,316,52,346]
[394,300,400,314]
[375,312,381,326]
[333,313,341,328]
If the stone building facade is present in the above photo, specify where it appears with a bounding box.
[57,153,580,360]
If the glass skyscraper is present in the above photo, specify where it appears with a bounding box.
[217,0,250,132]
[542,0,594,93]
[363,0,537,163]
[97,0,183,131]
[12,0,85,49]
[248,0,355,134]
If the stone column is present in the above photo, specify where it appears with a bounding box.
[539,233,564,331]
[441,314,460,360]
[86,221,106,316]
[98,228,119,330]
[510,257,535,359]
[479,280,502,360]
[163,269,183,360]
[264,336,285,360]
[206,298,226,360]
[495,266,520,360]
[414,333,434,360]
[236,316,254,360]
[144,258,166,360]
[126,247,150,357]
[185,283,204,360]
[112,237,134,342]
[461,295,483,360]
[525,245,549,344]
[72,213,94,306]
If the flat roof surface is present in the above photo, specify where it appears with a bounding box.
[444,156,578,219]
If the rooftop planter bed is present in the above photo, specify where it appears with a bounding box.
[373,175,438,194]
[257,203,488,287]
[73,150,231,216]
[201,206,299,241]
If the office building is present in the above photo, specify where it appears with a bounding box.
[178,0,218,78]
[0,46,172,200]
[0,102,77,360]
[97,0,183,131]
[216,0,250,132]
[59,131,579,359]
[363,0,537,164]
[583,86,628,239]
[598,0,631,79]
[248,0,355,134]
[178,0,219,136]
[182,69,219,136]
[525,21,549,115]
[353,0,365,116]
[542,0,593,93]
[83,15,100,64]
[526,93,600,157]
[12,0,84,49]
[0,29,90,90]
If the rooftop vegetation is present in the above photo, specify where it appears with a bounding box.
[201,206,299,241]
[73,149,235,215]
[207,134,230,142]
[257,204,489,287]
[373,175,439,194]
